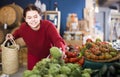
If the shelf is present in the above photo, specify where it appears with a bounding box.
[65,40,83,46]
[42,11,61,33]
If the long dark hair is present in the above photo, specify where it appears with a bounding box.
[23,4,41,18]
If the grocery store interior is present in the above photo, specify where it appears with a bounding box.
[0,0,120,77]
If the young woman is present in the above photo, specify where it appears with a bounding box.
[6,4,66,70]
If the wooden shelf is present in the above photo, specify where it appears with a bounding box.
[42,11,61,33]
[65,40,83,46]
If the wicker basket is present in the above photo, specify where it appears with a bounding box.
[86,52,120,62]
[1,39,19,74]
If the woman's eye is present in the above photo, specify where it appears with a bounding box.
[27,17,31,19]
[34,15,38,18]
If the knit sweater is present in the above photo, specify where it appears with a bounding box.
[13,20,66,59]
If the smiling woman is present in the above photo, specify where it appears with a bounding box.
[5,4,66,70]
[25,10,41,30]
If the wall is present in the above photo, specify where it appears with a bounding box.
[0,0,85,36]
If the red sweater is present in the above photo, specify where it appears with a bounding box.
[13,20,66,59]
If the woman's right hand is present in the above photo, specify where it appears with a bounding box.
[6,33,14,40]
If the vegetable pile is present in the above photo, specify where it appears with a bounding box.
[63,44,85,66]
[64,51,85,66]
[91,62,120,77]
[83,38,119,60]
[23,47,93,77]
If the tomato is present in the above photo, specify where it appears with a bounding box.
[66,51,73,58]
[101,41,108,44]
[64,57,69,63]
[78,57,85,66]
[69,57,79,63]
[86,38,93,42]
[65,51,77,58]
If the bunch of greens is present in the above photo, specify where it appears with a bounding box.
[23,47,92,77]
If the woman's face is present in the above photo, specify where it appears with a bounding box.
[25,10,41,30]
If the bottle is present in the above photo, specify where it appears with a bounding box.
[41,3,46,12]
[54,2,58,11]
[4,23,7,30]
[5,40,12,47]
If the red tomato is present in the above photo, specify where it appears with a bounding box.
[69,57,79,63]
[86,38,93,42]
[64,57,69,63]
[66,51,77,58]
[78,57,85,66]
[101,41,108,44]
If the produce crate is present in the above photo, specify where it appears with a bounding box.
[83,59,114,70]
[83,51,120,69]
[85,52,120,63]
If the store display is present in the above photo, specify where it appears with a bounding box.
[88,62,120,77]
[63,31,83,46]
[66,13,79,31]
[64,31,83,40]
[0,1,119,77]
[42,11,61,33]
[23,47,93,77]
[82,38,119,62]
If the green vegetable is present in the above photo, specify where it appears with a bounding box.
[108,65,116,75]
[90,69,99,76]
[81,72,91,77]
[49,63,61,69]
[85,42,92,49]
[110,51,117,57]
[43,74,53,77]
[109,47,117,52]
[48,66,59,75]
[60,66,71,75]
[50,47,62,59]
[23,70,33,77]
[65,63,80,71]
[39,67,49,76]
[23,48,94,77]
[51,58,59,63]
[78,50,84,58]
[70,68,81,77]
[29,74,41,77]
[100,64,108,75]
[106,71,110,77]
[82,68,92,74]
[35,58,51,68]
[56,74,68,77]
[95,38,101,43]
[113,62,120,69]
[32,69,40,74]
